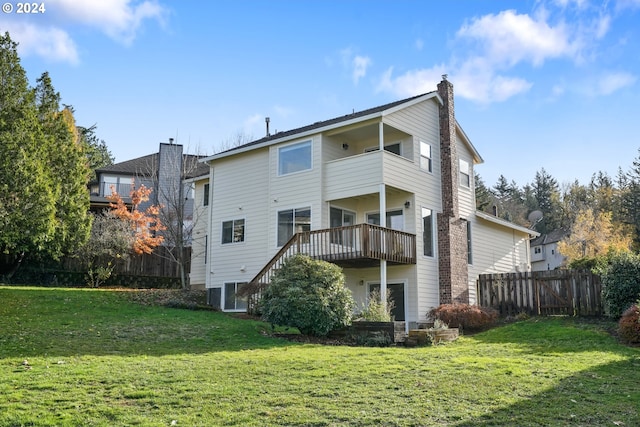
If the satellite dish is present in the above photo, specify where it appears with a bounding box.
[528,210,543,226]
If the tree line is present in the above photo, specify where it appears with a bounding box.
[476,160,640,266]
[0,32,113,276]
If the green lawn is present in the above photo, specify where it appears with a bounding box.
[1,286,638,427]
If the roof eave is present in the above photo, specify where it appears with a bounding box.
[475,210,540,237]
[457,121,483,164]
[201,92,442,164]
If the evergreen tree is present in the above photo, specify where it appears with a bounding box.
[474,172,493,211]
[0,32,93,274]
[78,124,114,181]
[531,168,562,234]
[490,175,528,225]
[620,149,640,249]
[0,32,56,273]
[35,72,92,258]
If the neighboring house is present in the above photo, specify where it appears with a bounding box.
[89,141,208,214]
[89,141,210,288]
[199,77,539,327]
[530,228,568,271]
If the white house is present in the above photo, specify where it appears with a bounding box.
[198,78,538,327]
[530,228,568,271]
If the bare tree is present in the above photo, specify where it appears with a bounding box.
[138,141,209,289]
[214,130,254,153]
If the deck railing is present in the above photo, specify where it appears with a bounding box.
[241,224,416,313]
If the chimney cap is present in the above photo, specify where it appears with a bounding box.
[442,74,448,81]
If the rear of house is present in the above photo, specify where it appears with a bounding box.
[199,78,537,326]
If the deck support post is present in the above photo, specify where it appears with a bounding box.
[379,181,387,312]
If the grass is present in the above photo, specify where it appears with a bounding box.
[1,286,639,426]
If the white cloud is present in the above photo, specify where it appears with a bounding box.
[339,48,372,85]
[453,57,533,102]
[2,0,167,63]
[0,21,79,64]
[376,65,446,98]
[352,55,371,84]
[594,72,637,95]
[48,0,168,45]
[375,3,622,104]
[456,9,579,67]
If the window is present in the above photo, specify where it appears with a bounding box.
[367,209,404,231]
[204,235,208,264]
[459,159,470,188]
[224,282,247,310]
[277,207,311,246]
[422,208,434,257]
[102,175,133,196]
[222,219,245,244]
[364,142,401,155]
[330,207,355,245]
[203,183,210,206]
[278,140,312,175]
[534,247,542,254]
[466,220,473,264]
[420,141,432,172]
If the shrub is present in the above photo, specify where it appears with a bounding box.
[618,304,640,344]
[259,254,354,337]
[356,289,395,322]
[428,303,498,332]
[352,331,393,347]
[602,252,640,318]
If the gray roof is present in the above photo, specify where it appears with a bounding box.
[216,91,436,156]
[96,153,209,179]
[531,228,568,246]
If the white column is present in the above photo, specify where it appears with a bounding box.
[379,184,387,312]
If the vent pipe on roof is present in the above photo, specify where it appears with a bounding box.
[169,138,174,144]
[265,117,271,137]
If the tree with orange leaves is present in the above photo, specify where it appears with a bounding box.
[107,183,165,254]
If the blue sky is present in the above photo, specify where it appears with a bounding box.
[2,0,639,188]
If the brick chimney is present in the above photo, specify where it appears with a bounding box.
[437,76,470,305]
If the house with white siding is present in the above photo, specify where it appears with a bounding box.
[198,77,538,326]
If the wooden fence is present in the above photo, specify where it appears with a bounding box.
[477,270,603,317]
[63,246,191,278]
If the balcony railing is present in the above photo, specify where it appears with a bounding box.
[241,224,416,313]
[90,182,133,197]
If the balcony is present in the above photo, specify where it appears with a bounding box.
[89,182,133,212]
[90,182,133,197]
[296,223,416,268]
[324,150,418,200]
[241,224,416,312]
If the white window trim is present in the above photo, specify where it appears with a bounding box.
[419,141,432,173]
[421,206,435,258]
[365,208,405,231]
[459,158,471,189]
[277,139,313,176]
[366,279,408,322]
[220,217,246,245]
[329,205,356,227]
[223,281,248,312]
[276,205,312,248]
